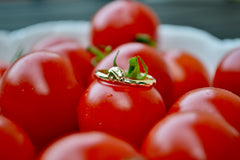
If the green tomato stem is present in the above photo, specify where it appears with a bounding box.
[87,46,105,66]
[127,56,148,80]
[135,33,156,48]
[87,45,112,66]
[113,50,120,67]
[10,48,24,64]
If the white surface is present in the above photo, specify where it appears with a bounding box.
[0,20,240,77]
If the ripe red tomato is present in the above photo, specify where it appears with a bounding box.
[0,61,9,78]
[31,35,93,88]
[0,115,35,160]
[0,51,84,150]
[141,112,240,160]
[38,131,144,160]
[31,36,79,51]
[90,0,160,49]
[162,50,210,108]
[168,87,240,133]
[78,59,166,148]
[91,42,173,105]
[213,46,240,97]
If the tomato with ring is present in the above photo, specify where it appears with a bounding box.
[78,53,166,149]
[91,42,173,106]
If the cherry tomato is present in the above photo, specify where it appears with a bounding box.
[38,131,144,160]
[0,61,9,78]
[168,87,240,133]
[162,50,210,108]
[213,46,240,97]
[31,35,93,88]
[141,112,240,160]
[90,0,160,49]
[91,42,173,105]
[78,56,166,148]
[31,36,79,51]
[0,115,35,160]
[0,51,84,150]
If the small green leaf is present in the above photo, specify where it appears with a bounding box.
[10,48,24,64]
[136,34,156,48]
[127,56,148,80]
[87,46,109,66]
[127,57,139,79]
[104,45,112,54]
[113,50,120,67]
[137,56,148,80]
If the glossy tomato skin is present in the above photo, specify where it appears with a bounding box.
[168,87,240,133]
[0,51,84,150]
[31,36,93,88]
[78,79,166,149]
[90,0,160,49]
[91,42,173,105]
[38,131,144,160]
[0,115,35,160]
[213,47,240,97]
[141,112,240,160]
[162,50,210,108]
[31,36,79,51]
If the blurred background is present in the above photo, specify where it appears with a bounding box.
[0,0,240,39]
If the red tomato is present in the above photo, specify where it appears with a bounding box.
[0,115,35,160]
[31,35,93,88]
[91,42,173,105]
[78,73,166,149]
[162,50,210,108]
[90,0,160,49]
[213,46,240,97]
[38,131,144,160]
[0,51,84,150]
[141,112,240,160]
[31,36,79,51]
[168,87,240,133]
[0,61,9,78]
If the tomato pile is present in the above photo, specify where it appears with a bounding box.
[0,0,240,160]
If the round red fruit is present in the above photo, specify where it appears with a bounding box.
[213,46,240,97]
[168,87,240,133]
[90,0,160,49]
[0,115,35,160]
[78,55,166,148]
[31,35,93,88]
[92,43,173,105]
[162,50,210,108]
[0,51,84,150]
[141,112,240,160]
[38,131,144,160]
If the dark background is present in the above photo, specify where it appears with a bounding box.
[0,0,240,39]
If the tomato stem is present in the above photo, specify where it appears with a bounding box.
[95,53,155,87]
[10,48,24,64]
[87,45,112,66]
[113,50,120,67]
[87,46,105,66]
[127,56,148,80]
[135,33,156,48]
